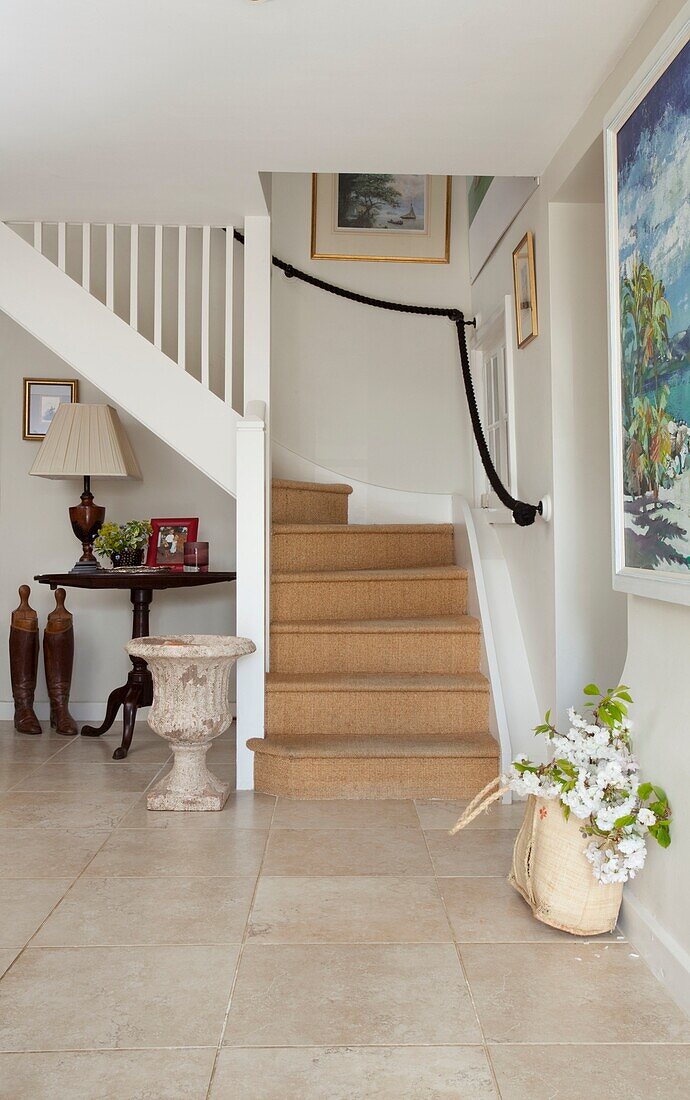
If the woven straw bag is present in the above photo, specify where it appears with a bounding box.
[451,781,623,936]
[509,794,623,935]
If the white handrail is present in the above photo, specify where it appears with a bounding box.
[5,219,238,411]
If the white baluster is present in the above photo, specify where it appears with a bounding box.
[130,225,139,330]
[224,226,234,405]
[201,225,210,388]
[154,224,163,349]
[105,223,114,309]
[82,224,91,290]
[33,222,42,253]
[177,226,186,369]
[57,222,66,272]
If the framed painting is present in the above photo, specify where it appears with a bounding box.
[511,231,538,348]
[311,174,451,263]
[146,517,199,571]
[605,7,690,604]
[23,378,79,441]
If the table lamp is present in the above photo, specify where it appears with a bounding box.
[29,403,142,572]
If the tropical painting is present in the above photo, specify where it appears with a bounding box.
[336,174,427,232]
[615,34,690,580]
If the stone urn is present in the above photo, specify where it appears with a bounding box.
[126,634,255,811]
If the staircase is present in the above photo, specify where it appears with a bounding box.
[249,478,500,798]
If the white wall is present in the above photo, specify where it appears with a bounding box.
[471,0,689,1008]
[271,174,474,496]
[0,313,236,718]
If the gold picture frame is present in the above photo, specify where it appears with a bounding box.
[23,377,79,441]
[311,174,452,263]
[512,231,538,348]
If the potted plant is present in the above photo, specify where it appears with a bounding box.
[452,683,672,935]
[94,520,153,568]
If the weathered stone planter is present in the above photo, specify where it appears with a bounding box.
[126,634,255,811]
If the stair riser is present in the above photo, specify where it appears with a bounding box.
[266,688,489,737]
[272,530,454,572]
[253,752,498,799]
[272,576,467,622]
[270,630,481,674]
[273,487,349,525]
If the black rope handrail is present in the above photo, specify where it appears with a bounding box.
[232,228,542,526]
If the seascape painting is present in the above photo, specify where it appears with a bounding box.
[336,174,427,232]
[614,33,690,583]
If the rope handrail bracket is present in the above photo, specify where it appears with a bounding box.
[232,229,543,527]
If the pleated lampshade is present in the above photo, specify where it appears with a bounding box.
[29,404,141,480]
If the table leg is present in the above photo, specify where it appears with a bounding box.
[80,588,154,760]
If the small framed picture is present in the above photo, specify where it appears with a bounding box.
[23,378,79,441]
[512,232,538,348]
[146,518,199,571]
[311,174,451,263]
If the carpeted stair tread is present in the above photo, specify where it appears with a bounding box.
[248,734,499,759]
[272,479,353,495]
[273,523,454,534]
[266,671,489,693]
[271,615,479,635]
[272,565,466,584]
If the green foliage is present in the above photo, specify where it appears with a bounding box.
[94,520,152,558]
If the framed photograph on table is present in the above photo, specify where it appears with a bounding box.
[23,378,79,441]
[604,9,690,605]
[311,174,451,263]
[146,518,199,571]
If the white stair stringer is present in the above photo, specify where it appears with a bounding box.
[0,221,240,495]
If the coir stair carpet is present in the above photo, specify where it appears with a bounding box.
[248,478,499,798]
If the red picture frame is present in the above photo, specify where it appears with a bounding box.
[146,517,199,571]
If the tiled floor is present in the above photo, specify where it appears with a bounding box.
[0,721,688,1098]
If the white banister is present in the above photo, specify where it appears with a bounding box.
[153,224,163,350]
[129,224,139,330]
[177,225,186,370]
[57,222,66,271]
[105,223,114,310]
[224,225,233,404]
[82,223,90,291]
[201,225,211,388]
[236,400,267,790]
[6,218,242,415]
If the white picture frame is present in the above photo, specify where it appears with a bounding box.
[604,3,690,606]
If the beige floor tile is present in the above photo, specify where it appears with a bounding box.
[0,949,20,977]
[0,1049,216,1100]
[57,735,172,764]
[211,1046,497,1099]
[248,875,451,943]
[425,829,515,876]
[0,880,72,948]
[415,798,526,831]
[489,1043,690,1099]
[263,828,433,876]
[224,943,480,1046]
[462,943,690,1043]
[12,761,164,792]
[272,798,419,829]
[35,876,256,946]
[0,829,110,878]
[0,791,139,831]
[118,791,275,830]
[439,877,621,943]
[0,945,239,1050]
[0,738,70,764]
[0,762,46,792]
[85,827,268,877]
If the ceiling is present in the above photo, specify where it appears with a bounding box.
[0,0,657,223]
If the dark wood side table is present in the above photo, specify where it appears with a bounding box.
[34,571,236,760]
